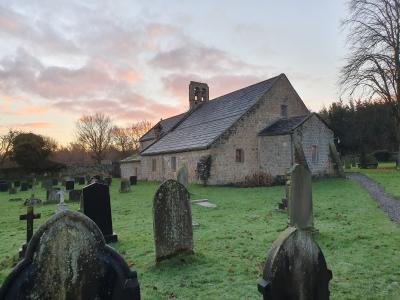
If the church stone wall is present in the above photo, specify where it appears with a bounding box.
[120,161,141,180]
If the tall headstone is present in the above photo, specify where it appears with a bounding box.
[65,180,74,191]
[153,179,193,262]
[288,164,314,230]
[258,227,332,299]
[129,176,137,185]
[176,165,189,187]
[0,210,140,299]
[82,182,118,243]
[69,189,82,202]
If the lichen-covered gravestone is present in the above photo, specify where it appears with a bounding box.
[153,179,193,262]
[69,189,82,202]
[120,179,131,193]
[176,165,189,187]
[288,164,314,230]
[258,227,332,300]
[82,182,118,243]
[0,210,140,300]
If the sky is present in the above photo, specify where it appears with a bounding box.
[0,0,348,145]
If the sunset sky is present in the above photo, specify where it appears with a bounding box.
[0,0,348,145]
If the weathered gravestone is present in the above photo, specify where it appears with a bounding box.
[56,190,68,212]
[46,188,60,204]
[120,179,131,193]
[153,179,193,262]
[65,180,74,191]
[258,227,332,300]
[69,189,82,202]
[176,165,189,187]
[129,176,137,185]
[0,210,140,299]
[288,164,314,230]
[0,181,9,192]
[82,182,118,243]
[19,204,41,258]
[78,176,85,185]
[20,182,29,192]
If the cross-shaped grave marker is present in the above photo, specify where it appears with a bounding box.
[19,205,41,257]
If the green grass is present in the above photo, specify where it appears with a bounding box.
[0,178,400,299]
[347,162,400,199]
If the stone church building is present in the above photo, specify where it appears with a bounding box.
[123,74,338,185]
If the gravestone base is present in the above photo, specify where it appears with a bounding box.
[104,232,118,243]
[156,249,194,263]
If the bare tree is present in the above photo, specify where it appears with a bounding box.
[130,120,153,150]
[340,0,400,167]
[75,113,114,164]
[0,129,20,165]
[112,121,153,155]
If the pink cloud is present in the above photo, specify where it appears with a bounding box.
[0,122,54,130]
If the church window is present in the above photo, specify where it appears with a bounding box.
[152,159,157,172]
[311,145,319,163]
[236,149,244,163]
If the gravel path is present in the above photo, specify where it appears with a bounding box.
[347,173,400,224]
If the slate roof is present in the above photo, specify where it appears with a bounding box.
[141,75,281,155]
[139,113,187,142]
[120,154,141,163]
[258,114,311,136]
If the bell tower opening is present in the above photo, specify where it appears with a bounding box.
[189,81,209,109]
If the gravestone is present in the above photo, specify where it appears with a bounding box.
[19,205,41,258]
[258,227,332,299]
[65,180,74,191]
[78,176,85,185]
[177,165,189,187]
[120,179,131,193]
[46,188,60,204]
[74,177,80,183]
[0,210,140,299]
[69,189,82,202]
[20,182,28,191]
[24,193,42,206]
[294,143,309,170]
[41,178,52,190]
[82,182,118,243]
[288,164,314,230]
[130,176,137,185]
[52,178,58,186]
[0,181,9,192]
[14,181,20,188]
[104,177,112,186]
[329,142,345,177]
[153,179,193,262]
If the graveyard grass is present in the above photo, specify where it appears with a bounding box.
[1,178,400,299]
[349,162,400,199]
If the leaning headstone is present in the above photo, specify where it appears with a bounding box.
[177,165,189,187]
[130,176,137,185]
[82,182,118,243]
[69,189,82,202]
[65,180,74,191]
[153,179,194,262]
[120,179,131,193]
[0,210,140,299]
[20,182,28,192]
[46,188,60,204]
[0,181,9,192]
[18,204,41,258]
[258,227,332,299]
[288,164,314,230]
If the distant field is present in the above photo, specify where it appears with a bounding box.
[0,178,399,299]
[348,162,400,199]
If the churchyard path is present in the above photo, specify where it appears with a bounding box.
[347,173,400,224]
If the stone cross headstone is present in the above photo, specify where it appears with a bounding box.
[120,179,131,193]
[288,164,314,230]
[177,165,189,187]
[0,210,140,299]
[258,227,332,300]
[19,205,41,257]
[82,182,118,243]
[129,176,137,185]
[153,179,193,262]
[69,189,82,202]
[65,180,74,191]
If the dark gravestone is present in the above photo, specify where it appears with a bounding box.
[0,210,140,299]
[65,180,74,191]
[74,177,80,183]
[78,176,85,185]
[69,189,82,202]
[104,177,112,186]
[52,178,58,186]
[153,179,193,262]
[82,182,118,243]
[14,181,21,188]
[19,205,41,258]
[20,182,28,192]
[120,179,131,193]
[130,176,137,185]
[258,227,332,299]
[0,181,9,192]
